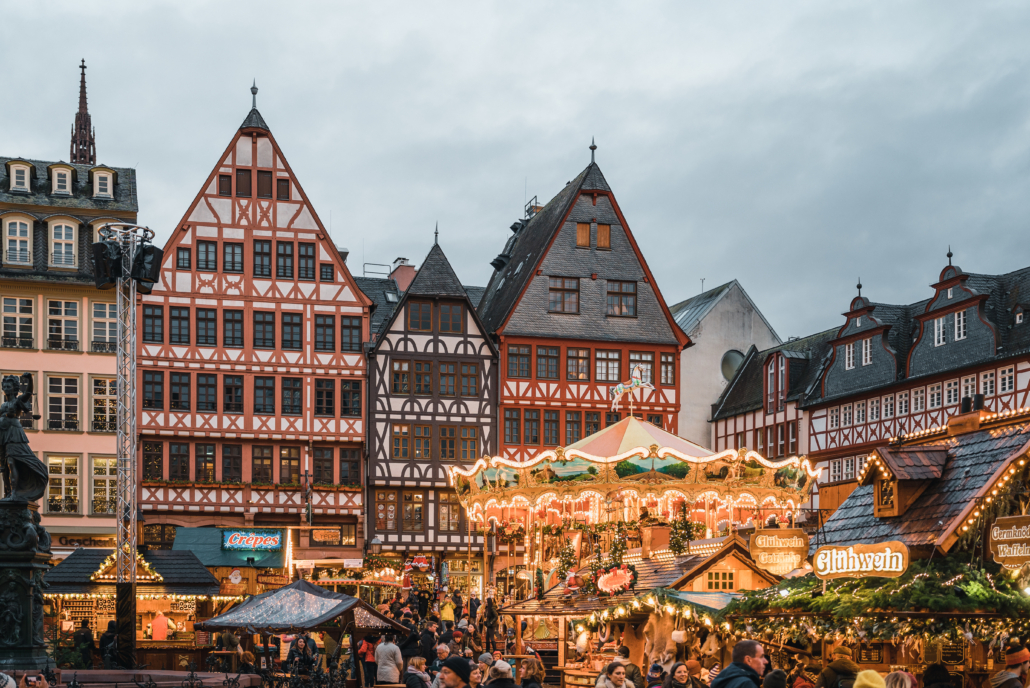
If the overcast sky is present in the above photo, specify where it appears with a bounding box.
[6,1,1030,340]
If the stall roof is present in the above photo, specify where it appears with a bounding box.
[664,590,741,611]
[195,579,408,634]
[45,548,219,596]
[172,527,286,568]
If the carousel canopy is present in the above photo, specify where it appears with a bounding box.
[195,579,407,634]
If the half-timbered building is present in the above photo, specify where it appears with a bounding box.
[137,97,373,562]
[712,256,1030,516]
[367,243,495,595]
[475,156,690,462]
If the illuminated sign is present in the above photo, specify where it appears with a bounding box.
[813,541,909,579]
[221,529,283,551]
[989,515,1030,569]
[749,529,809,576]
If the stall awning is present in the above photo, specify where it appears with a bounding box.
[195,579,409,634]
[172,527,286,569]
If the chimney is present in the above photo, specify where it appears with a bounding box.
[390,257,416,291]
[948,397,984,436]
[336,246,349,264]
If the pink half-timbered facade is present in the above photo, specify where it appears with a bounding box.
[137,103,372,560]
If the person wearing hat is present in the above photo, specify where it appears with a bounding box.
[852,671,885,688]
[486,662,517,688]
[478,653,495,679]
[686,661,708,688]
[449,631,466,658]
[439,655,474,688]
[647,663,667,688]
[993,648,1030,688]
[813,646,860,688]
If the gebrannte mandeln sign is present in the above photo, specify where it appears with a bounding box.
[989,515,1030,569]
[813,541,909,579]
[749,529,810,576]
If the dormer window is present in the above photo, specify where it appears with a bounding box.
[856,316,861,327]
[1018,312,1024,325]
[845,342,855,370]
[97,174,109,196]
[861,338,872,366]
[9,165,30,192]
[947,288,953,299]
[877,479,895,509]
[55,170,70,194]
[91,167,115,198]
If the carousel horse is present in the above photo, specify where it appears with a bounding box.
[610,364,655,412]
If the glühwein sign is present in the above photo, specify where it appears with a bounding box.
[813,541,909,579]
[749,529,809,576]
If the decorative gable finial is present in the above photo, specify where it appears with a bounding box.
[251,80,258,109]
[590,137,597,164]
[434,221,439,246]
[947,245,953,266]
[857,278,862,297]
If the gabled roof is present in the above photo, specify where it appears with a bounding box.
[860,446,948,484]
[0,155,137,213]
[45,548,219,595]
[670,280,780,342]
[405,243,467,298]
[463,285,486,308]
[240,107,269,131]
[669,533,781,590]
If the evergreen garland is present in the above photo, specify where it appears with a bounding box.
[669,503,706,555]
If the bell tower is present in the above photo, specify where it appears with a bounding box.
[70,59,96,165]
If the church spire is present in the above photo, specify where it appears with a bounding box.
[70,59,96,165]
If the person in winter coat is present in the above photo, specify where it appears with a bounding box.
[421,622,440,663]
[240,651,261,676]
[482,599,499,652]
[98,620,118,670]
[992,646,1030,688]
[449,632,466,658]
[685,662,707,688]
[486,662,518,688]
[430,645,452,680]
[598,662,630,688]
[441,598,456,623]
[452,592,464,621]
[852,672,885,688]
[764,670,787,688]
[710,640,767,688]
[614,646,645,688]
[468,594,481,622]
[358,635,381,687]
[812,647,860,688]
[376,634,405,684]
[662,663,689,688]
[286,637,317,675]
[407,657,433,688]
[520,658,546,688]
[440,623,455,646]
[400,620,422,670]
[919,665,951,688]
[647,664,667,688]
[73,619,96,669]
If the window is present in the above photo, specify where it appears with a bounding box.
[829,407,840,429]
[861,338,872,366]
[402,491,424,531]
[706,571,733,591]
[218,174,232,196]
[461,363,478,396]
[630,352,654,384]
[947,287,953,299]
[177,247,191,269]
[276,242,294,278]
[236,168,251,197]
[912,388,925,412]
[143,525,177,550]
[788,421,798,455]
[277,178,290,200]
[52,224,75,266]
[254,312,275,348]
[224,375,243,412]
[341,317,361,351]
[576,222,590,247]
[282,377,302,414]
[375,490,398,530]
[143,442,163,481]
[883,395,894,418]
[143,305,164,343]
[411,361,433,395]
[661,353,675,385]
[868,398,879,421]
[47,456,79,514]
[548,278,580,313]
[567,348,590,380]
[3,297,33,348]
[282,313,301,349]
[252,446,273,483]
[170,373,190,411]
[413,425,431,459]
[1019,312,1025,325]
[439,426,455,459]
[341,380,361,417]
[508,345,530,378]
[280,447,300,484]
[392,424,410,458]
[597,223,611,249]
[409,303,431,331]
[606,281,637,316]
[170,307,190,344]
[10,166,28,191]
[596,350,621,382]
[566,412,582,444]
[315,315,335,351]
[955,310,967,341]
[195,444,215,482]
[47,300,79,349]
[1001,367,1015,393]
[897,391,909,415]
[255,377,275,414]
[222,445,242,483]
[843,457,856,481]
[223,310,243,348]
[169,443,189,480]
[543,411,559,446]
[91,378,116,432]
[196,309,216,346]
[845,342,855,370]
[962,376,976,401]
[524,410,540,444]
[461,426,479,459]
[339,449,359,483]
[776,424,785,457]
[934,316,946,347]
[315,379,335,416]
[6,219,30,264]
[298,243,315,280]
[855,402,866,424]
[504,409,521,445]
[392,361,410,394]
[928,383,942,409]
[585,412,600,436]
[223,243,243,273]
[842,404,852,426]
[142,371,163,410]
[320,264,334,281]
[89,457,117,514]
[254,240,271,277]
[440,363,456,396]
[313,448,334,484]
[440,304,463,333]
[257,170,273,199]
[53,170,70,194]
[439,492,462,532]
[982,372,996,396]
[196,241,217,271]
[537,347,559,379]
[197,374,217,412]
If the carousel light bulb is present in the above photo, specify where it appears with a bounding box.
[665,605,674,614]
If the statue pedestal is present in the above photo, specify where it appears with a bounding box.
[0,501,51,670]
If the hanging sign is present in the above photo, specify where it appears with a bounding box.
[222,529,283,551]
[989,515,1030,569]
[257,574,290,586]
[813,541,909,579]
[749,529,810,576]
[858,644,883,664]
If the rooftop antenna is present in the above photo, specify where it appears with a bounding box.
[947,246,953,266]
[857,278,862,297]
[590,137,597,164]
[251,80,258,109]
[434,221,439,246]
[700,278,705,293]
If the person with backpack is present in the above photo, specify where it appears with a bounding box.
[812,647,860,688]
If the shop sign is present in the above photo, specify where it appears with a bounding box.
[858,645,883,664]
[343,559,364,569]
[940,642,965,665]
[222,529,283,551]
[58,536,115,548]
[257,574,290,586]
[312,528,342,546]
[220,582,247,595]
[989,515,1030,569]
[749,529,809,576]
[813,541,909,579]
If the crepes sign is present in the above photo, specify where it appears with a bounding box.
[813,541,909,579]
[989,515,1030,569]
[749,529,810,576]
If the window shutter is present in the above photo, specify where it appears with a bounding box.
[597,224,611,249]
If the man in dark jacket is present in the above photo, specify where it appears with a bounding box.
[812,647,860,688]
[421,622,440,663]
[73,619,96,669]
[399,618,422,670]
[439,622,455,646]
[451,592,464,621]
[468,593,481,622]
[99,621,118,669]
[711,640,766,688]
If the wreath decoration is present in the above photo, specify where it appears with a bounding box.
[592,562,638,597]
[497,519,527,545]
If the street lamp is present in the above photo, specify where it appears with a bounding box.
[369,536,383,555]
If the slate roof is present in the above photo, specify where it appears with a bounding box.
[405,243,467,298]
[671,282,733,336]
[45,548,220,595]
[464,285,485,308]
[0,156,138,214]
[873,446,948,482]
[354,276,401,338]
[240,108,269,131]
[813,420,1030,551]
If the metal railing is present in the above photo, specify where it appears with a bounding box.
[1,336,33,349]
[46,338,79,351]
[5,249,30,264]
[50,252,76,267]
[91,340,117,353]
[47,497,79,514]
[254,338,275,348]
[92,419,116,432]
[48,418,79,431]
[224,402,243,413]
[92,498,116,515]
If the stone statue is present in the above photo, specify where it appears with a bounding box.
[0,374,47,503]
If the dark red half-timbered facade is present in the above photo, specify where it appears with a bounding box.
[476,159,690,462]
[137,104,372,560]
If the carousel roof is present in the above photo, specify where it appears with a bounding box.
[565,416,714,459]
